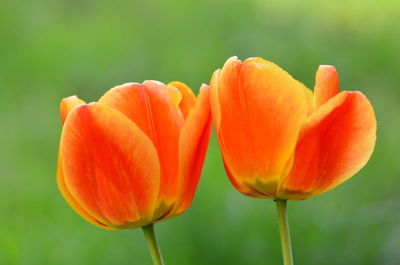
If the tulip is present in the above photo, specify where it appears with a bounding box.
[57,80,211,265]
[210,57,376,265]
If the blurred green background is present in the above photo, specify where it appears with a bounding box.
[1,0,399,264]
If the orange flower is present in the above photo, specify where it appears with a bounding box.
[210,57,376,200]
[57,81,211,229]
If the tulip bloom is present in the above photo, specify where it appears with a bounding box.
[57,80,211,230]
[210,57,376,200]
[210,56,376,265]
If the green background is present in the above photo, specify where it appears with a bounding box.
[1,0,399,264]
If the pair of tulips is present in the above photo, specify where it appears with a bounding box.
[57,57,376,265]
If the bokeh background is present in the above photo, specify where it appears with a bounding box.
[1,0,399,264]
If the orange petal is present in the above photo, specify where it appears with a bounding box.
[168,81,197,119]
[59,96,103,226]
[168,84,212,217]
[314,65,339,108]
[60,103,160,228]
[60,96,86,125]
[222,158,272,198]
[215,57,308,196]
[57,153,112,229]
[277,91,376,199]
[210,69,222,130]
[99,81,184,214]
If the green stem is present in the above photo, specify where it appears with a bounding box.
[275,199,294,265]
[142,224,165,265]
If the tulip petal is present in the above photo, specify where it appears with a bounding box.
[168,84,212,217]
[277,91,376,199]
[58,96,106,227]
[215,57,308,196]
[168,81,197,119]
[314,65,339,108]
[60,103,160,228]
[60,96,85,125]
[210,69,222,130]
[57,154,112,229]
[99,82,184,215]
[222,158,272,198]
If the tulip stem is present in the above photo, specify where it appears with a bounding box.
[142,224,165,265]
[275,199,294,265]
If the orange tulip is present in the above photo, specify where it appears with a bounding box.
[57,80,211,229]
[210,57,376,200]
